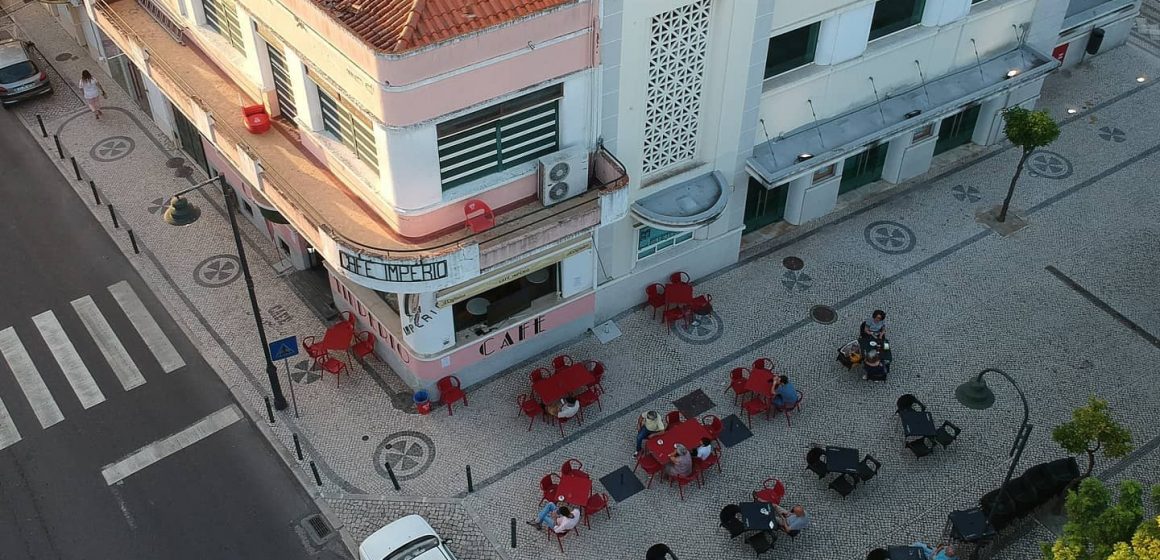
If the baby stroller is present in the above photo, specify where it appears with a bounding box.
[836,340,862,370]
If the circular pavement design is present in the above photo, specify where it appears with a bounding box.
[864,221,917,255]
[674,310,724,345]
[1025,150,1073,179]
[193,254,241,288]
[374,431,436,481]
[90,136,135,162]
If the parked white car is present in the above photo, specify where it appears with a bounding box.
[359,515,460,560]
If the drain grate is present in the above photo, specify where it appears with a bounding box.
[810,305,837,324]
[302,514,333,545]
[54,53,73,62]
[783,256,804,271]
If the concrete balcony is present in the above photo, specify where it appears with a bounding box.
[90,0,628,293]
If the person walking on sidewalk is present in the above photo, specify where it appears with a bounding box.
[79,70,106,119]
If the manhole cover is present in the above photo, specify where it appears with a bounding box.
[174,165,193,178]
[782,256,804,271]
[810,305,837,324]
[166,157,186,168]
[374,431,436,481]
[54,53,72,61]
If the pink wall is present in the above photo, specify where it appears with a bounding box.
[395,174,538,237]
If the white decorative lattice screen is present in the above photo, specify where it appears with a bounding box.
[642,0,711,175]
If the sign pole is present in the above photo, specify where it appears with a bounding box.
[284,358,299,418]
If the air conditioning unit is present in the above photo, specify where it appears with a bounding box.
[538,148,590,207]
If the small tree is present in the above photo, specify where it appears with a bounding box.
[1052,397,1134,477]
[1043,478,1145,560]
[1106,516,1160,560]
[1000,107,1061,222]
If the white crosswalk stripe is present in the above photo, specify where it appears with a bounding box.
[108,281,184,373]
[71,295,147,391]
[0,327,65,429]
[0,394,20,451]
[32,310,106,409]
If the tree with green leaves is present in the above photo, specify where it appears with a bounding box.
[1000,107,1061,222]
[1106,515,1160,560]
[1043,478,1145,560]
[1052,397,1133,477]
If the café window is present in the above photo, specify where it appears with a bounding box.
[452,265,558,334]
[764,22,820,78]
[812,164,837,183]
[636,226,693,261]
[912,123,935,143]
[869,0,926,41]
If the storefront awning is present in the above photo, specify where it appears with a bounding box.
[747,45,1058,187]
[630,171,730,231]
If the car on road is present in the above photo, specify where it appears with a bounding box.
[359,515,460,560]
[0,39,53,107]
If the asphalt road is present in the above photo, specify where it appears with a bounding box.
[0,108,336,559]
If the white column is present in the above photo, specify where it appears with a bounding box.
[284,49,322,132]
[814,3,874,65]
[234,6,263,85]
[921,0,971,27]
[399,293,454,355]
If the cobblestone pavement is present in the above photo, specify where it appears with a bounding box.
[8,6,1160,560]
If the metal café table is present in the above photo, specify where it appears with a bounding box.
[554,473,593,507]
[888,545,929,560]
[946,507,996,543]
[737,501,778,532]
[825,446,860,475]
[899,408,937,438]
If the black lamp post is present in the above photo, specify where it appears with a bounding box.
[954,368,1033,530]
[163,174,289,411]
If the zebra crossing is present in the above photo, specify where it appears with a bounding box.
[0,281,185,451]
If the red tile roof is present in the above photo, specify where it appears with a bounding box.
[314,0,573,53]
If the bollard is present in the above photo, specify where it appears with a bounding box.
[310,461,322,486]
[510,518,516,548]
[127,230,139,254]
[292,433,303,461]
[466,465,474,493]
[264,396,275,423]
[384,461,401,491]
[70,156,81,181]
[36,114,46,138]
[108,205,119,229]
[88,181,100,205]
[53,134,63,159]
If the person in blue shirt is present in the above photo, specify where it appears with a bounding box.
[772,375,799,408]
[911,542,957,559]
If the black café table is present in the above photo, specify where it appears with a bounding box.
[899,408,937,438]
[825,446,860,475]
[738,502,779,532]
[888,545,929,560]
[947,507,996,543]
[859,337,893,364]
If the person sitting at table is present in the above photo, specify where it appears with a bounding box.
[911,542,957,559]
[773,504,811,533]
[862,351,889,381]
[694,437,714,460]
[772,375,799,408]
[664,443,693,479]
[544,396,580,420]
[633,410,667,458]
[861,309,888,342]
[526,501,581,533]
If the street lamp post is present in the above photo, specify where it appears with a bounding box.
[954,368,1033,531]
[162,175,289,410]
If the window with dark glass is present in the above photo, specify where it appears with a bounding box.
[869,0,926,41]
[764,22,820,78]
[452,265,558,334]
[312,78,379,173]
[202,0,244,52]
[436,85,562,190]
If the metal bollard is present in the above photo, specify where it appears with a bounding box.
[466,465,474,493]
[510,518,516,548]
[70,156,81,181]
[36,114,46,138]
[292,433,303,461]
[127,229,139,254]
[53,134,63,159]
[310,461,322,486]
[89,181,100,205]
[384,461,401,491]
[264,396,274,423]
[108,205,119,229]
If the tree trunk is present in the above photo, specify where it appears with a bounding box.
[999,149,1032,222]
[1085,448,1096,477]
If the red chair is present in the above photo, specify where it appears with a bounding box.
[463,199,495,233]
[338,310,355,327]
[436,375,467,416]
[539,473,560,505]
[303,320,355,358]
[577,385,602,415]
[671,469,700,501]
[670,271,690,284]
[702,414,723,441]
[645,283,666,320]
[665,410,683,427]
[584,360,605,390]
[546,526,576,552]
[314,355,346,386]
[518,394,542,431]
[556,414,577,438]
[774,392,804,428]
[691,293,713,315]
[753,478,786,505]
[634,453,664,488]
[242,104,270,134]
[530,367,551,384]
[727,367,751,405]
[561,458,588,478]
[742,395,771,428]
[752,357,776,371]
[552,355,574,370]
[696,448,722,483]
[351,331,377,362]
[663,306,691,332]
[583,493,611,528]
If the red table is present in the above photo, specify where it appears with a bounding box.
[664,282,694,307]
[532,364,595,403]
[553,474,593,506]
[646,419,711,460]
[745,368,777,398]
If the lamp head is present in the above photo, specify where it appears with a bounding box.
[163,196,202,226]
[955,377,996,410]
